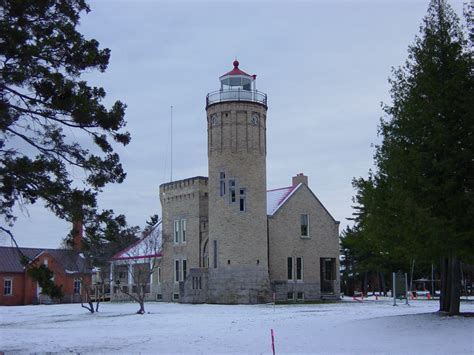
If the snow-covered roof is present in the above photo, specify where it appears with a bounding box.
[111,220,162,261]
[266,183,301,216]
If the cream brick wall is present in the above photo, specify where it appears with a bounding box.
[159,177,208,301]
[206,101,268,268]
[268,183,340,300]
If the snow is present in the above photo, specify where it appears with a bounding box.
[112,220,162,260]
[1,298,473,353]
[267,184,299,215]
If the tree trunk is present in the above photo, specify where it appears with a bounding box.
[448,257,461,315]
[137,300,145,314]
[439,256,461,315]
[440,257,449,312]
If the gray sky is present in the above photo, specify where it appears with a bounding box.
[3,0,466,248]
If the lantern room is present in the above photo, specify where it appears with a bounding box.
[219,60,256,91]
[206,60,267,108]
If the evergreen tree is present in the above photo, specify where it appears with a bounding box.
[351,0,473,315]
[0,0,130,235]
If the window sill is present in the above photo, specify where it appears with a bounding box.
[300,236,311,239]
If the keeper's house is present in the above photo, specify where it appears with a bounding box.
[0,223,91,306]
[0,246,92,306]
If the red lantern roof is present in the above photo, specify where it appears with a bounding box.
[220,60,252,78]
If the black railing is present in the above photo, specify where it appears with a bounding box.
[206,89,267,107]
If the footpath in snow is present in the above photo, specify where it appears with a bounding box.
[0,298,473,354]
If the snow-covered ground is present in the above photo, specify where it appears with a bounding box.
[1,298,473,354]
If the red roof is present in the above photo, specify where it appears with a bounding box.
[266,184,301,215]
[220,60,252,78]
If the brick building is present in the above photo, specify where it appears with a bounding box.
[0,221,92,306]
[111,61,340,304]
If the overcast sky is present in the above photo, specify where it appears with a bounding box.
[3,0,466,248]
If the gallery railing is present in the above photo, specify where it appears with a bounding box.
[206,89,267,107]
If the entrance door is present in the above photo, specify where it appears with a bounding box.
[320,258,336,293]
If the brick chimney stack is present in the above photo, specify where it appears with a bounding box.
[292,173,308,187]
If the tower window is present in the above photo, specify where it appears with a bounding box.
[301,214,309,237]
[174,220,180,244]
[181,219,186,243]
[229,179,236,203]
[239,188,246,211]
[220,172,226,196]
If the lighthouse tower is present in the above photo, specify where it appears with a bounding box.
[206,60,270,303]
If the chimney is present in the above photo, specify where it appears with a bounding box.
[292,173,308,187]
[72,219,83,251]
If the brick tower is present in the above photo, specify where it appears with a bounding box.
[206,60,270,303]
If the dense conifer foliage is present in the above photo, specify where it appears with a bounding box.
[346,0,473,315]
[0,0,130,228]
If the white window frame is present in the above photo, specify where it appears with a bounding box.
[296,257,303,281]
[3,278,12,296]
[174,259,180,283]
[301,214,309,238]
[73,279,81,295]
[174,220,180,244]
[180,219,186,243]
[157,267,161,285]
[287,257,294,281]
[181,259,187,281]
[43,258,48,267]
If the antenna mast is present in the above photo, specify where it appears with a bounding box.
[170,105,173,182]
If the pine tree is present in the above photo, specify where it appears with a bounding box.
[352,0,473,315]
[0,0,130,234]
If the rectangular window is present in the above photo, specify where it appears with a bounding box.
[296,257,303,281]
[174,220,180,244]
[213,240,218,268]
[173,293,179,301]
[229,179,236,203]
[43,258,48,267]
[220,172,226,196]
[297,292,304,300]
[174,260,180,283]
[182,259,187,281]
[3,279,12,296]
[287,257,293,281]
[287,292,294,300]
[157,267,161,284]
[156,294,163,301]
[239,189,246,212]
[181,219,186,243]
[301,214,309,237]
[73,279,81,295]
